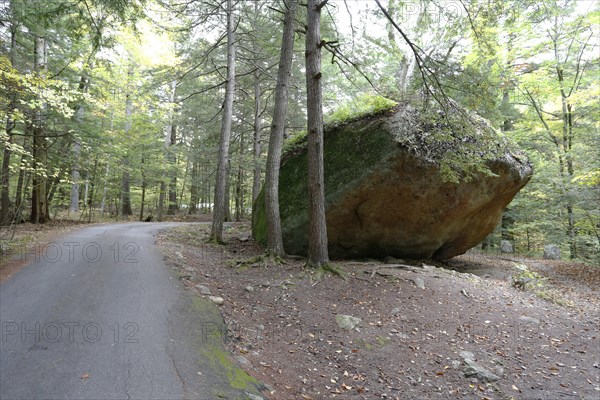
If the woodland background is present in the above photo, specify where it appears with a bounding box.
[0,0,598,263]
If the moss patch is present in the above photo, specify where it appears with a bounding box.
[189,297,261,394]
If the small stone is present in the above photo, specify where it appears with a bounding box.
[175,251,184,260]
[244,393,263,400]
[543,244,561,260]
[234,355,250,366]
[245,285,254,292]
[451,360,461,369]
[195,285,212,295]
[335,314,362,330]
[238,236,250,242]
[519,316,540,325]
[208,296,224,305]
[412,277,425,290]
[459,351,475,361]
[500,240,514,254]
[463,359,500,383]
[384,256,405,264]
[391,307,401,316]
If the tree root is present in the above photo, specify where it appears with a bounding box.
[229,251,287,268]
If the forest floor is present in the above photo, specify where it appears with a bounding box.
[157,222,600,400]
[2,220,598,399]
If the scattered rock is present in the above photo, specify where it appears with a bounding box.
[195,284,212,295]
[238,235,250,242]
[335,314,362,330]
[519,316,541,325]
[234,355,250,367]
[208,296,224,305]
[460,289,471,298]
[245,285,255,292]
[391,307,401,316]
[500,240,514,254]
[543,244,561,260]
[463,359,500,383]
[459,351,475,361]
[175,251,184,260]
[412,277,425,290]
[244,393,264,400]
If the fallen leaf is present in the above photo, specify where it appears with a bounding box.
[81,373,90,379]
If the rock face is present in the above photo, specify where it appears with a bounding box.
[253,101,532,260]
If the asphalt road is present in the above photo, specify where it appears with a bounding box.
[0,223,262,400]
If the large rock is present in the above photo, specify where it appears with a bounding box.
[543,244,561,260]
[253,100,532,260]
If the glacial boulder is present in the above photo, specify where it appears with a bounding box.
[253,100,532,260]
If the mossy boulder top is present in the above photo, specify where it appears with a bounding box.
[252,100,533,260]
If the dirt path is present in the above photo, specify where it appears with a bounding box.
[158,223,600,400]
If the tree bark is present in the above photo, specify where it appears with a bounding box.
[30,36,49,224]
[189,160,199,214]
[70,72,90,213]
[139,151,146,221]
[1,16,18,224]
[70,138,81,212]
[121,65,134,216]
[167,80,179,215]
[263,0,298,256]
[235,131,244,222]
[305,0,329,266]
[252,68,263,206]
[210,0,236,242]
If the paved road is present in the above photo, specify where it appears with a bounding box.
[0,223,262,400]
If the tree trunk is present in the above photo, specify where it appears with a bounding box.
[158,181,166,221]
[224,160,231,222]
[210,0,236,242]
[167,80,179,215]
[14,136,29,216]
[189,162,199,214]
[70,139,81,212]
[139,151,146,221]
[70,72,90,213]
[1,18,18,224]
[87,158,97,223]
[121,65,134,216]
[251,71,262,206]
[305,0,329,266]
[167,125,178,215]
[100,162,109,214]
[235,130,244,222]
[263,0,298,256]
[30,36,49,224]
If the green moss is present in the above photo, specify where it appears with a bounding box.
[189,297,261,393]
[281,94,397,154]
[326,93,398,127]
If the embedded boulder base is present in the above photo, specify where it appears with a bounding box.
[252,101,533,260]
